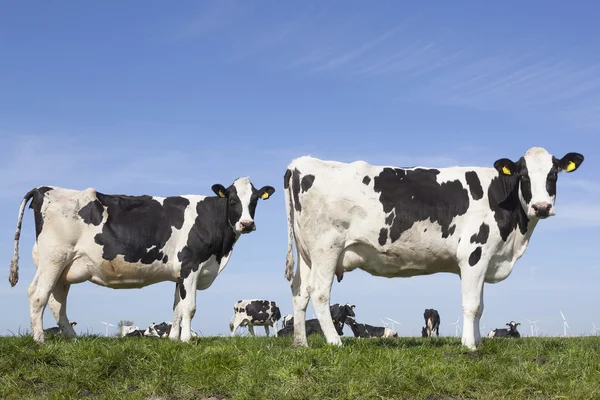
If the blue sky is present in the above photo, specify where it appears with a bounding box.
[1,1,599,338]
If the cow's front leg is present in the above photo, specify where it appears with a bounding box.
[169,281,183,340]
[170,274,198,342]
[459,264,485,351]
[264,325,269,337]
[248,325,255,336]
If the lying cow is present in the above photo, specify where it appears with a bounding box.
[44,321,77,335]
[488,321,521,338]
[278,303,353,337]
[146,322,198,338]
[229,299,281,337]
[423,309,440,338]
[345,317,398,338]
[281,314,293,328]
[283,147,584,349]
[8,177,275,343]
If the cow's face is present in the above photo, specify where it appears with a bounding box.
[506,321,520,331]
[494,147,584,219]
[212,177,275,234]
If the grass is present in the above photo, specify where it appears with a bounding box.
[0,334,599,400]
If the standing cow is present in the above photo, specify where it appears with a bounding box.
[423,309,440,338]
[8,177,274,344]
[283,147,583,350]
[229,299,281,337]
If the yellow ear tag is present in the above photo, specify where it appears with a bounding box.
[218,190,225,198]
[502,166,512,175]
[261,192,269,199]
[566,161,576,172]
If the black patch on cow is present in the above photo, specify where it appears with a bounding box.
[373,168,470,242]
[385,213,394,225]
[546,158,559,197]
[424,228,427,232]
[465,171,483,200]
[470,223,489,245]
[176,278,186,300]
[93,193,190,265]
[78,200,104,226]
[488,174,529,241]
[362,176,371,185]
[162,255,168,263]
[469,247,482,266]
[447,224,456,237]
[301,175,315,192]
[284,169,292,189]
[27,186,53,239]
[378,228,388,246]
[291,168,302,212]
[241,300,281,324]
[178,197,237,281]
[517,158,532,205]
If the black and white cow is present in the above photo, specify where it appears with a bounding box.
[345,317,398,338]
[277,303,353,337]
[8,177,275,344]
[423,309,440,338]
[44,321,77,335]
[229,299,281,337]
[488,321,521,338]
[283,147,583,350]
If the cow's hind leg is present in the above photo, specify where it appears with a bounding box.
[309,252,340,346]
[47,282,77,338]
[291,253,310,347]
[248,325,255,336]
[28,261,65,344]
[169,280,184,341]
[264,325,269,337]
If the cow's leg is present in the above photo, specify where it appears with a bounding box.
[459,265,485,350]
[47,282,77,338]
[308,253,341,346]
[169,282,183,340]
[230,316,242,337]
[248,325,255,336]
[28,261,64,344]
[291,253,310,347]
[264,325,269,337]
[273,321,278,338]
[178,274,199,343]
[474,285,484,344]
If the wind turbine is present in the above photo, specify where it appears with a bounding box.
[385,317,401,332]
[560,311,569,337]
[100,321,115,337]
[591,323,599,336]
[525,317,540,337]
[451,316,461,337]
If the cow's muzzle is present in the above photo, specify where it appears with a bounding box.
[240,220,256,233]
[532,202,553,219]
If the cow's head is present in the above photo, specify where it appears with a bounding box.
[494,147,584,219]
[212,177,275,234]
[506,321,520,331]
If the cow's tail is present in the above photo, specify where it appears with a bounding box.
[284,168,295,281]
[9,189,36,287]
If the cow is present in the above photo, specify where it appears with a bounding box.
[421,327,428,338]
[283,147,584,350]
[423,309,440,338]
[282,303,354,333]
[488,321,521,338]
[281,314,293,328]
[8,177,275,344]
[277,303,353,337]
[229,299,281,337]
[44,321,77,335]
[345,317,398,338]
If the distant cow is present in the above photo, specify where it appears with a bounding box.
[345,317,398,338]
[8,177,275,344]
[281,314,293,328]
[423,309,440,338]
[230,299,281,337]
[278,304,353,337]
[146,321,198,338]
[44,321,77,335]
[281,303,354,334]
[488,321,521,338]
[283,148,584,349]
[421,327,428,337]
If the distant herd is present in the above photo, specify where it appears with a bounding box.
[8,147,581,350]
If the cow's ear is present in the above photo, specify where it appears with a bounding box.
[558,152,584,173]
[494,158,517,176]
[212,184,228,198]
[517,323,521,326]
[506,323,510,326]
[257,185,275,200]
